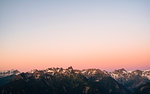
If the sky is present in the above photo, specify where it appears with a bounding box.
[0,0,150,72]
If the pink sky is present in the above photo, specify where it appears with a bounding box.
[0,0,150,72]
[0,39,150,71]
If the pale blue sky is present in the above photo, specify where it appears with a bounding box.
[1,0,150,38]
[0,0,150,71]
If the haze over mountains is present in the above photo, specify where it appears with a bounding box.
[0,67,150,94]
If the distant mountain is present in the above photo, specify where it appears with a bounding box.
[0,69,20,78]
[0,67,130,94]
[110,68,150,92]
[0,67,150,94]
[0,70,20,86]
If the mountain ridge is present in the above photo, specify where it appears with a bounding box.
[0,67,149,94]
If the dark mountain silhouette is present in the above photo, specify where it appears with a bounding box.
[0,67,130,94]
[0,75,16,86]
[0,67,150,94]
[133,82,150,94]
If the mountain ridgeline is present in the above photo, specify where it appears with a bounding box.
[0,67,150,94]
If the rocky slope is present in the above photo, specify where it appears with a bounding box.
[110,68,150,92]
[0,67,130,94]
[133,82,150,94]
[0,67,150,94]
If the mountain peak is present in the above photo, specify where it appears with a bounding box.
[114,68,127,74]
[67,66,73,70]
[0,69,20,78]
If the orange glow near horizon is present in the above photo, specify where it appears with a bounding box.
[0,0,150,72]
[0,42,149,71]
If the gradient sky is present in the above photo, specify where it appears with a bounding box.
[0,0,150,72]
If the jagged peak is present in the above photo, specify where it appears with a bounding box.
[67,66,73,70]
[113,68,127,73]
[67,66,73,72]
[131,70,143,75]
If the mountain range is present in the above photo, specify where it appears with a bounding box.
[0,67,149,94]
